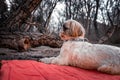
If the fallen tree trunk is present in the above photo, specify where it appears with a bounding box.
[0,32,63,51]
[30,33,63,48]
[0,32,31,51]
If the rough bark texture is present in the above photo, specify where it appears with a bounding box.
[1,0,42,29]
[31,34,63,48]
[0,32,63,51]
[93,0,100,38]
[0,32,31,51]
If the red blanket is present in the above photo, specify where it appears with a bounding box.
[0,60,120,80]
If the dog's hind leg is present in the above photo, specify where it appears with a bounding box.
[97,64,120,74]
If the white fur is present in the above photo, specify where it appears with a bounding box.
[40,41,120,75]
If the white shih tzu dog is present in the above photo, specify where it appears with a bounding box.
[39,20,120,75]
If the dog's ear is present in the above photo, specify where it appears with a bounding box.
[63,24,69,31]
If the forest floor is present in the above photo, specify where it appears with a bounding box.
[0,43,120,61]
[0,46,60,61]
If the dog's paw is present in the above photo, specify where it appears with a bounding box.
[39,58,50,64]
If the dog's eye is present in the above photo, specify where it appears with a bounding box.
[63,24,68,31]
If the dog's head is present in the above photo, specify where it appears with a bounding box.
[60,20,85,40]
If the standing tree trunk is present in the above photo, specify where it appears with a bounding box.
[65,0,69,20]
[93,0,100,39]
[98,25,116,44]
[44,0,58,33]
[69,0,72,19]
[1,0,42,31]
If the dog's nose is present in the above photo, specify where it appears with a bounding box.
[59,32,63,37]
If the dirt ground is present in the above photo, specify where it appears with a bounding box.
[0,46,60,61]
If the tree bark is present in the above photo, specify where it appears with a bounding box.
[1,0,42,30]
[31,34,63,48]
[0,32,63,51]
[0,32,31,51]
[93,0,100,38]
[44,1,58,33]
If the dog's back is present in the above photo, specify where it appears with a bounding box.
[62,41,120,74]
